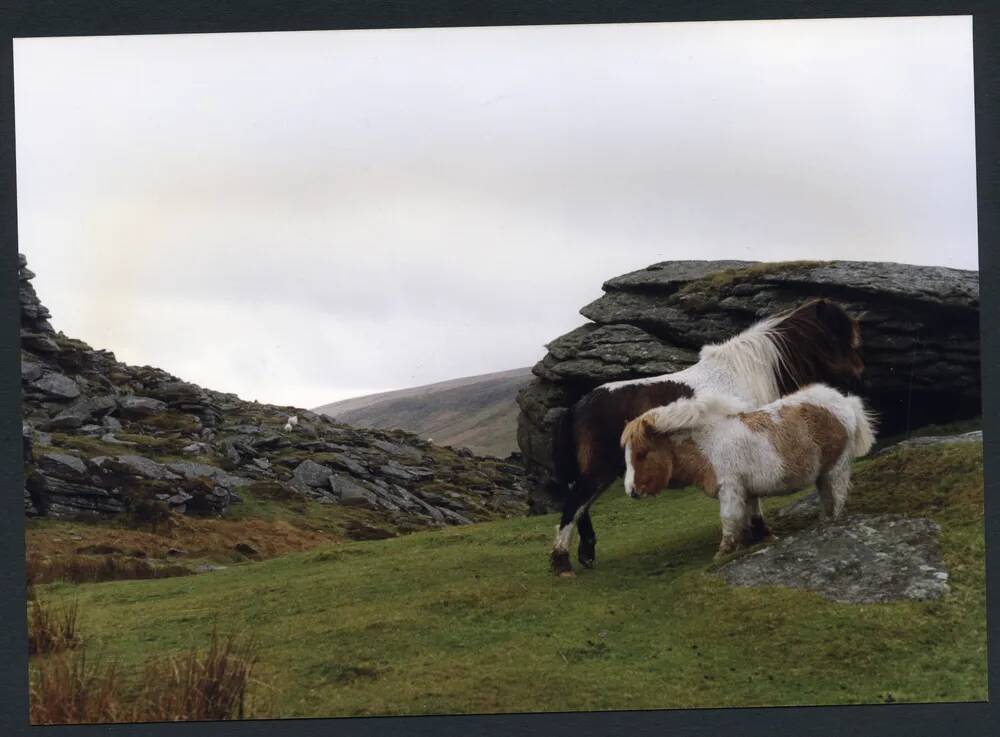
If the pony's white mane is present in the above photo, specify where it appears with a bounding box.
[696,316,792,406]
[641,393,751,435]
[602,314,794,403]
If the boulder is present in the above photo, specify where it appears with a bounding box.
[95,455,180,481]
[165,460,250,488]
[716,514,950,603]
[45,395,118,430]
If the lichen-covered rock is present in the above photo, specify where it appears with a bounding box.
[716,514,950,603]
[517,260,980,506]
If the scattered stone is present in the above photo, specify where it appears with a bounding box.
[117,395,168,418]
[30,372,80,400]
[328,454,367,477]
[166,460,249,488]
[103,455,181,481]
[21,361,43,382]
[330,475,378,507]
[293,459,333,488]
[102,415,123,432]
[372,439,424,462]
[37,452,88,480]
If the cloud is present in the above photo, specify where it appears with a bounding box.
[14,16,978,408]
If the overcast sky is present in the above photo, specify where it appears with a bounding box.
[14,16,977,409]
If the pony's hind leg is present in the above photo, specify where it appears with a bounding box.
[816,458,851,523]
[748,496,773,543]
[716,481,750,559]
[818,457,852,522]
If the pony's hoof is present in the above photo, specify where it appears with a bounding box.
[558,570,576,578]
[749,519,772,543]
[550,550,573,576]
[578,547,596,569]
[715,540,739,560]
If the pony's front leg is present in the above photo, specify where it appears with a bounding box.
[551,480,594,575]
[576,509,597,569]
[716,481,750,560]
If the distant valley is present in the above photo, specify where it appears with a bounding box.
[314,368,533,458]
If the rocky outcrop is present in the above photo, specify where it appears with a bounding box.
[716,514,950,603]
[19,254,529,530]
[517,260,980,506]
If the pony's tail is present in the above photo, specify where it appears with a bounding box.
[641,393,751,434]
[847,396,877,458]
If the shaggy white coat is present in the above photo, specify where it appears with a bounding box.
[624,384,876,556]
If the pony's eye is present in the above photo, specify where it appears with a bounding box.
[636,451,648,460]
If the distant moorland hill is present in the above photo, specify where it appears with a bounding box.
[315,368,533,458]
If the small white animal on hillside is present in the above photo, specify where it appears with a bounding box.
[621,384,876,559]
[283,415,299,432]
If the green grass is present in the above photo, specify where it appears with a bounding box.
[33,442,986,718]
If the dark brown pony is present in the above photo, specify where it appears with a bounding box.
[549,298,864,575]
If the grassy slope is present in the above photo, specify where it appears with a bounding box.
[33,442,985,718]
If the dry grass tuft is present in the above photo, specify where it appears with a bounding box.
[29,649,123,725]
[27,591,80,656]
[136,627,259,722]
[29,626,258,725]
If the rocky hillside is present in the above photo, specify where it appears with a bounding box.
[19,254,530,530]
[517,260,980,506]
[315,368,532,458]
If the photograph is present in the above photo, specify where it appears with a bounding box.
[13,13,985,726]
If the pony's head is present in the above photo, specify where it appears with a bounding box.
[770,298,865,395]
[620,414,676,498]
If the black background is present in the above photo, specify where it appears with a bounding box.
[1,2,997,736]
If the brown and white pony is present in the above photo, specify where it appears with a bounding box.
[620,384,876,558]
[549,298,864,575]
